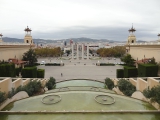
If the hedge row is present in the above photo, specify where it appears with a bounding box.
[21,67,45,78]
[21,67,37,78]
[124,66,137,78]
[45,63,61,66]
[0,63,15,77]
[100,63,115,66]
[138,64,158,77]
[116,63,158,78]
[37,69,45,78]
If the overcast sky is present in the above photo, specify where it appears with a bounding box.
[0,0,160,41]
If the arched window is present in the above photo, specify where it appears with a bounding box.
[132,40,134,43]
[26,40,29,43]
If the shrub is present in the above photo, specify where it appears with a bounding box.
[46,77,56,90]
[0,91,6,104]
[118,79,136,96]
[21,66,37,78]
[105,78,114,90]
[8,88,16,99]
[124,66,137,78]
[116,69,124,78]
[15,86,24,93]
[24,80,42,96]
[37,69,45,78]
[143,85,160,104]
[138,64,158,77]
[143,88,153,98]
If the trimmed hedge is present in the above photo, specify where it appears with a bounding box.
[21,66,37,78]
[138,64,158,77]
[100,63,115,66]
[118,79,136,96]
[105,78,114,90]
[15,68,20,76]
[116,69,124,78]
[37,69,45,78]
[124,66,137,78]
[0,63,15,77]
[45,63,61,66]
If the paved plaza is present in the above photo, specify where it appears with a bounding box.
[37,57,123,82]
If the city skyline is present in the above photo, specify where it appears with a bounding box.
[0,0,160,41]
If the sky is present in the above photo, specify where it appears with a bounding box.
[0,0,160,41]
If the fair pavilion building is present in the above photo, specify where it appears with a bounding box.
[0,26,34,61]
[126,25,160,63]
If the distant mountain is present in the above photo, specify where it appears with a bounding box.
[2,37,128,43]
[136,40,147,43]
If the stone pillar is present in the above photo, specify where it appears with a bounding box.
[77,44,79,60]
[72,43,74,60]
[82,44,84,60]
[87,43,89,60]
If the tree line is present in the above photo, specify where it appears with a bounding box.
[97,46,126,57]
[35,47,63,57]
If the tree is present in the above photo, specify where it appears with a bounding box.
[22,49,37,66]
[121,54,135,66]
[66,50,71,56]
[96,46,125,57]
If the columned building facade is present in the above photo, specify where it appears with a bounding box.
[71,43,90,60]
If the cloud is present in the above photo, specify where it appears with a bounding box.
[0,0,160,41]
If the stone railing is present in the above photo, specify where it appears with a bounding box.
[0,110,160,114]
[0,42,31,45]
[128,42,160,46]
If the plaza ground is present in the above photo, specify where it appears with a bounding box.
[37,57,123,82]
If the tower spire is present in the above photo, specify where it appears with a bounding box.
[0,33,3,42]
[127,24,136,44]
[158,33,160,41]
[24,26,33,44]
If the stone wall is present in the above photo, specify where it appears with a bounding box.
[0,45,32,61]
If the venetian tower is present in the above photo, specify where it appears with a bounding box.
[24,26,33,44]
[127,24,136,44]
[158,33,160,42]
[0,33,3,42]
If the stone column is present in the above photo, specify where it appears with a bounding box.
[77,44,79,60]
[72,43,74,60]
[82,44,84,60]
[87,43,89,60]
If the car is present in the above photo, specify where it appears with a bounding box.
[40,61,45,65]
